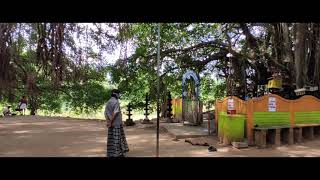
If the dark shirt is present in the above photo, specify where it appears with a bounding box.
[20,99,27,104]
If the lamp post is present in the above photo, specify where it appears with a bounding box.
[156,23,161,157]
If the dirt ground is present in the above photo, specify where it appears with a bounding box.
[1,115,320,157]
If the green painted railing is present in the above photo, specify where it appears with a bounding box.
[295,112,320,124]
[253,112,290,127]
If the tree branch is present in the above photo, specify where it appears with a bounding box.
[115,40,228,66]
[239,23,261,58]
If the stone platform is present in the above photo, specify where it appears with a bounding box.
[161,123,209,139]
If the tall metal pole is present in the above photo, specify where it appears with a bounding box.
[156,23,161,157]
[226,53,232,97]
[244,64,247,100]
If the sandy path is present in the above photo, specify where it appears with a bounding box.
[1,116,320,157]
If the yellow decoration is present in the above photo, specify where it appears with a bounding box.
[267,78,282,89]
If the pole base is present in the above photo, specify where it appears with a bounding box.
[141,118,153,124]
[124,120,135,126]
[165,117,173,123]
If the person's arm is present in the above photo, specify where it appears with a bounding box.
[108,112,119,127]
[104,104,109,120]
[108,101,120,127]
[104,104,112,127]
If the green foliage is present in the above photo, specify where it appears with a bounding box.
[213,81,227,100]
[0,23,242,116]
[0,23,117,115]
[63,82,110,114]
[38,92,63,114]
[200,76,226,110]
[110,23,225,110]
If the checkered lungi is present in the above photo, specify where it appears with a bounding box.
[107,125,129,157]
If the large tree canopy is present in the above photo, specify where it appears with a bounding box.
[1,23,319,114]
[0,23,118,114]
[111,23,320,103]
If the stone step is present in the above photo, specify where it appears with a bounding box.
[232,142,248,149]
[162,123,209,140]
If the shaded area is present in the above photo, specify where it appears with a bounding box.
[1,116,320,157]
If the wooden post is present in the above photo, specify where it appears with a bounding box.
[259,130,267,148]
[294,127,302,143]
[302,127,314,140]
[254,130,259,146]
[288,128,294,145]
[310,127,314,140]
[247,99,254,145]
[223,135,230,146]
[198,101,203,125]
[182,99,185,124]
[275,129,281,146]
[215,100,219,135]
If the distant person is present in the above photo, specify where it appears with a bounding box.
[17,96,28,115]
[104,89,129,157]
[3,105,11,116]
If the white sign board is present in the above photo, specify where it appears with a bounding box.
[227,99,234,111]
[268,97,276,112]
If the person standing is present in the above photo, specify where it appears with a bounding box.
[18,96,28,115]
[104,89,129,157]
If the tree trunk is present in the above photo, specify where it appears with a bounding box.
[281,23,295,85]
[26,73,38,115]
[230,57,246,98]
[272,23,283,63]
[29,95,38,115]
[313,24,320,88]
[281,23,294,63]
[294,23,308,89]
